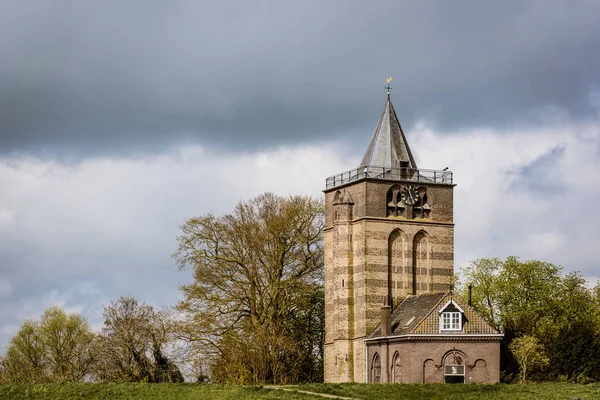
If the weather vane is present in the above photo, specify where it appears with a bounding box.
[385,77,393,96]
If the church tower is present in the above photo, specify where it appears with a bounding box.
[323,93,455,383]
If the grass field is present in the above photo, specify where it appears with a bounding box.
[300,382,600,399]
[1,382,600,400]
[0,383,323,400]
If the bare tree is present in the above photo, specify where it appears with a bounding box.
[173,192,324,384]
[92,297,183,382]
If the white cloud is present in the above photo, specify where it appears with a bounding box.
[0,142,353,352]
[412,120,600,278]
[525,230,567,260]
[0,121,599,352]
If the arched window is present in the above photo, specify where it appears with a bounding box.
[412,231,429,294]
[414,187,431,219]
[388,229,404,308]
[371,353,381,383]
[386,185,404,217]
[392,352,402,383]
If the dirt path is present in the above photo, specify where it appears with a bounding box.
[263,386,359,400]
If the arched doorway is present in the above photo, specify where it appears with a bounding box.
[444,350,466,384]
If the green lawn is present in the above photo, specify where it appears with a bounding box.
[299,382,600,400]
[0,383,321,400]
[1,382,600,400]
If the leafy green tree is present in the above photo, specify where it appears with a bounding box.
[0,307,95,383]
[459,257,502,329]
[0,321,46,383]
[39,307,96,381]
[461,257,600,382]
[496,256,562,337]
[509,335,548,383]
[593,280,600,307]
[92,297,183,383]
[541,272,600,381]
[173,192,324,384]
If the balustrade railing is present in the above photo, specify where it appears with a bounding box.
[325,166,453,189]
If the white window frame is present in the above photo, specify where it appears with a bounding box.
[438,299,464,332]
[440,311,462,331]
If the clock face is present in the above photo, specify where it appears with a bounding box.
[401,186,419,206]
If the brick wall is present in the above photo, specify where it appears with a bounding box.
[366,338,501,384]
[324,178,455,383]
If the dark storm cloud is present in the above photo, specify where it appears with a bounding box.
[1,0,599,156]
[508,145,566,194]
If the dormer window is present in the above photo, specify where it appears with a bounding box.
[441,311,461,331]
[438,299,465,332]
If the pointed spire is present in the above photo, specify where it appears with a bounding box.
[359,96,417,170]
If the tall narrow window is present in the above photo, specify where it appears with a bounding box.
[388,230,404,308]
[392,352,402,383]
[372,353,381,383]
[412,231,429,295]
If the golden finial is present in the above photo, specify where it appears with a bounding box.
[385,77,393,96]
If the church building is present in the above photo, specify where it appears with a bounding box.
[323,91,502,384]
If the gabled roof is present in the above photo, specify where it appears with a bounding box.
[438,298,464,314]
[359,96,418,170]
[368,291,500,339]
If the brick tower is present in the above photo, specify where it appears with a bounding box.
[323,94,455,383]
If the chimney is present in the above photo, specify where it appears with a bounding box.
[381,305,392,336]
[468,284,473,306]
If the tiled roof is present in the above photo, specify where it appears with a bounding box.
[368,292,499,338]
[369,293,445,338]
[359,96,418,170]
[413,292,499,335]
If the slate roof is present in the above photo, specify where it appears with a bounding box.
[359,95,418,170]
[368,291,500,338]
[369,293,445,338]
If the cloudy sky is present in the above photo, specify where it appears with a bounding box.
[1,0,600,351]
